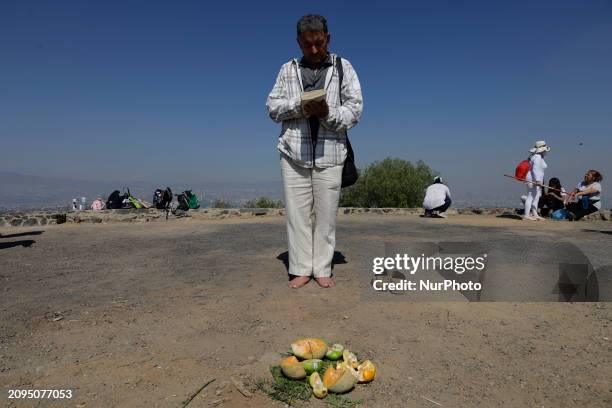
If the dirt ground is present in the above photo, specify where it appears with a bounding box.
[1,215,611,407]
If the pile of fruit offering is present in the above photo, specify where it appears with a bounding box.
[279,338,377,399]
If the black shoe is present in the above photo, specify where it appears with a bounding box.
[567,212,576,221]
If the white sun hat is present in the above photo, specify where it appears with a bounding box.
[529,140,551,154]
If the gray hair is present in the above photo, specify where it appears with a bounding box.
[297,14,328,36]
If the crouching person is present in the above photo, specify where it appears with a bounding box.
[423,176,452,218]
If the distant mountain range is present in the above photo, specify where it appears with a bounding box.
[0,171,283,211]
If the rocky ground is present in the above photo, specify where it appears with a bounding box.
[1,214,611,407]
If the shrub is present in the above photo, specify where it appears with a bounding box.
[243,197,283,208]
[339,158,437,208]
[212,199,234,208]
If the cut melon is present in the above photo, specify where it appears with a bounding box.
[337,361,359,380]
[357,360,376,383]
[309,372,328,398]
[322,364,357,393]
[291,338,328,360]
[342,350,359,369]
[280,356,307,379]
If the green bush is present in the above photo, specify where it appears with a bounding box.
[212,199,234,208]
[243,197,283,208]
[339,157,437,208]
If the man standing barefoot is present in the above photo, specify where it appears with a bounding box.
[266,15,363,288]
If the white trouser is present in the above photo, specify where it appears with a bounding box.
[524,183,542,217]
[281,154,343,278]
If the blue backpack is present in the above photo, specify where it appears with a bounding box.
[551,209,568,220]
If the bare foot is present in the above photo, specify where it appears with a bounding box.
[288,276,310,289]
[315,277,335,288]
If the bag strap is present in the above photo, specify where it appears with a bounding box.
[336,56,354,159]
[336,56,344,105]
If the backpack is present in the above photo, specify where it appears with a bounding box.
[106,190,123,209]
[515,159,532,180]
[184,190,200,209]
[128,196,144,209]
[162,188,172,209]
[91,198,106,211]
[153,187,173,210]
[177,192,190,211]
[118,188,135,209]
[153,189,164,208]
[551,208,568,220]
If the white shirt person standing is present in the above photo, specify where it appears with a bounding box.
[523,141,550,221]
[266,15,363,289]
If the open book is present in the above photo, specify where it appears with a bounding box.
[301,89,326,106]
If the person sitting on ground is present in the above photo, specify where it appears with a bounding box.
[423,176,452,218]
[538,177,566,217]
[565,170,603,221]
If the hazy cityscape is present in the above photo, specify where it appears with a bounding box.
[0,170,523,212]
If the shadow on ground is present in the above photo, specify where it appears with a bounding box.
[0,230,44,239]
[583,229,612,236]
[0,240,36,249]
[0,231,42,250]
[496,214,522,220]
[276,251,347,279]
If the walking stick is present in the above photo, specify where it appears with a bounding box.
[503,174,565,193]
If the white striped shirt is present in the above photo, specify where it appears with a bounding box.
[266,53,363,168]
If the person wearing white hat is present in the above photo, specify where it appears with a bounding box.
[523,141,550,221]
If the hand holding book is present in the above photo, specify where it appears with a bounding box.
[301,90,329,118]
[301,89,326,105]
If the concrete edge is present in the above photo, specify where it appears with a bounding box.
[0,207,609,228]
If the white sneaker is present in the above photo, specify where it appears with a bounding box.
[522,215,537,221]
[437,212,447,218]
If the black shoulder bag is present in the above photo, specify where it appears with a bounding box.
[336,57,359,188]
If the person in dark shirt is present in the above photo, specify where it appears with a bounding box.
[538,177,566,217]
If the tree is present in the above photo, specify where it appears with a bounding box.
[243,197,283,208]
[339,158,437,208]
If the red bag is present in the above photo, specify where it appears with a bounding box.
[515,159,531,180]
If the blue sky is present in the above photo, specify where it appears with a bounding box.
[1,0,611,200]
